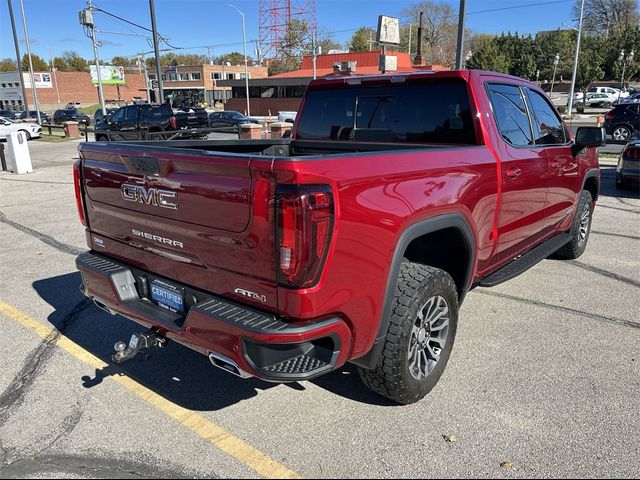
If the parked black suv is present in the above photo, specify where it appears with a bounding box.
[603,104,640,142]
[94,103,209,141]
[93,108,118,125]
[19,110,50,123]
[53,108,91,126]
[0,110,17,120]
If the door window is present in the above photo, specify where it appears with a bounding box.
[487,83,533,146]
[525,88,567,145]
[109,108,125,122]
[123,106,138,122]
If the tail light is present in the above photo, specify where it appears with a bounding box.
[169,116,177,129]
[604,112,614,121]
[276,185,334,288]
[625,146,640,160]
[73,160,87,226]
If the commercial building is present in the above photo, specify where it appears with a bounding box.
[219,51,448,116]
[147,64,269,108]
[0,70,146,112]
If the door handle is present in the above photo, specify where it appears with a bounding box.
[506,167,522,179]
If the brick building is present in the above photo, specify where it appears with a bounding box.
[147,64,269,107]
[0,71,146,112]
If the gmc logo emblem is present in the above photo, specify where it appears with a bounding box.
[121,183,178,210]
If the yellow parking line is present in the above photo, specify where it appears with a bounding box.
[0,299,301,479]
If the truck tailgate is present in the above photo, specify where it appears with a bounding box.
[78,142,278,312]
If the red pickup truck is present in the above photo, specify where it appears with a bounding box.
[74,70,604,404]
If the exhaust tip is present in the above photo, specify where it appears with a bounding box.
[92,297,116,316]
[209,352,252,379]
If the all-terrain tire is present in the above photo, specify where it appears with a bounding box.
[358,263,459,405]
[553,190,593,260]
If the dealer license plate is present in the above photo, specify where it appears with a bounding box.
[150,279,184,313]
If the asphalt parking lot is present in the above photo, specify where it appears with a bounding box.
[0,140,638,478]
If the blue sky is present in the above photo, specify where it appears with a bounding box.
[0,0,578,63]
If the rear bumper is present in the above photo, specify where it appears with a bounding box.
[76,251,352,382]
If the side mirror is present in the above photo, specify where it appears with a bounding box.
[574,126,606,153]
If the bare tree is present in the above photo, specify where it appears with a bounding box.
[403,1,459,67]
[573,0,640,35]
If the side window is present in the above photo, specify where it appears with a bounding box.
[487,83,533,146]
[139,105,152,121]
[109,108,125,122]
[525,88,567,145]
[123,106,138,122]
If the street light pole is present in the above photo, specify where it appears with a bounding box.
[550,53,560,96]
[149,0,164,104]
[7,0,29,115]
[617,49,635,103]
[567,0,585,117]
[18,0,42,125]
[227,4,250,117]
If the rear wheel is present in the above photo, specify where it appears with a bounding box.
[554,190,593,260]
[612,125,631,142]
[358,263,458,404]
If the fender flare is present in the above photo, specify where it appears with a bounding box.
[581,168,600,201]
[350,213,476,370]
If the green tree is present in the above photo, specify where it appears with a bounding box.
[216,52,246,65]
[318,36,343,54]
[348,27,376,52]
[0,58,18,72]
[602,26,640,83]
[52,56,67,71]
[21,53,48,71]
[495,33,537,79]
[62,51,88,71]
[111,56,132,67]
[575,35,605,97]
[275,19,313,72]
[533,29,574,82]
[466,39,509,72]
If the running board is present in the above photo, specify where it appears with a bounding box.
[479,233,572,287]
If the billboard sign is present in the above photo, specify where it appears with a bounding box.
[90,65,125,85]
[23,72,53,89]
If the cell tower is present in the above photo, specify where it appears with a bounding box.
[258,0,317,60]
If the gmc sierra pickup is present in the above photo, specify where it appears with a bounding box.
[74,70,605,404]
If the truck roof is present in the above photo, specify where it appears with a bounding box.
[308,69,538,90]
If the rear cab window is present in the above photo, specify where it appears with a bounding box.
[296,80,477,145]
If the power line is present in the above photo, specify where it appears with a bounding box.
[93,6,153,33]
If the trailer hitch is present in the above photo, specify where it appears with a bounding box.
[112,330,167,364]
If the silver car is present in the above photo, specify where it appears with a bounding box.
[616,134,640,189]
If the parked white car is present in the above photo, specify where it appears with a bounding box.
[0,117,42,140]
[278,111,297,123]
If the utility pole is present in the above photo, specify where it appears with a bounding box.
[149,0,164,103]
[18,0,41,124]
[408,22,412,56]
[49,46,61,108]
[137,55,151,103]
[7,0,29,115]
[454,0,466,70]
[567,0,585,117]
[80,0,107,116]
[312,32,321,80]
